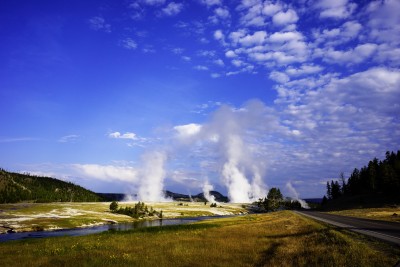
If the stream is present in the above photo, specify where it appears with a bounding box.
[0,216,224,243]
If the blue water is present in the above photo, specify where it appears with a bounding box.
[0,216,223,243]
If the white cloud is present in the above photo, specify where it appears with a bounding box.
[315,43,378,64]
[181,56,191,61]
[232,59,243,67]
[214,29,226,45]
[262,1,282,16]
[285,64,323,77]
[214,59,225,66]
[272,9,298,26]
[313,20,362,47]
[172,47,184,54]
[269,71,290,84]
[214,7,230,19]
[72,164,138,183]
[109,132,137,140]
[88,16,111,33]
[200,0,221,7]
[316,0,357,19]
[239,31,267,46]
[194,65,209,71]
[225,50,237,58]
[58,135,79,143]
[174,123,202,138]
[120,38,137,50]
[269,31,302,43]
[366,0,400,45]
[161,2,184,16]
[142,0,166,5]
[211,73,221,78]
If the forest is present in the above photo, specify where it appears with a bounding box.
[0,169,103,203]
[323,151,400,205]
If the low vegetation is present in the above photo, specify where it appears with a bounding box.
[0,211,398,266]
[109,201,163,219]
[0,169,103,203]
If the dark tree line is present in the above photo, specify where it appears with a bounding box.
[0,169,103,203]
[323,151,400,203]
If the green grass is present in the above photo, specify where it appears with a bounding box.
[0,211,398,266]
[327,207,400,222]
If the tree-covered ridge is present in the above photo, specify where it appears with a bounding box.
[0,169,103,203]
[323,151,400,204]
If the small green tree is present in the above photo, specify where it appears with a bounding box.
[267,188,283,211]
[110,201,119,212]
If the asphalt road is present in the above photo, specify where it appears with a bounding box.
[295,210,400,245]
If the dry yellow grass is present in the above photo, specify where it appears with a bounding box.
[327,207,400,222]
[0,211,398,267]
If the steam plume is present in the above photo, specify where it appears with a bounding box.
[137,151,168,202]
[202,180,217,203]
[285,182,309,209]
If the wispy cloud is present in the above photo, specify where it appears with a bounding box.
[58,135,79,143]
[88,16,111,33]
[0,137,39,143]
[120,38,137,50]
[109,132,137,140]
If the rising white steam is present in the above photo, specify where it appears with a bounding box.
[137,151,168,202]
[208,103,267,203]
[202,180,217,203]
[285,182,310,209]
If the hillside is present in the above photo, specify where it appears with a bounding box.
[0,169,103,203]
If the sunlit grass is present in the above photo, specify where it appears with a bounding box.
[327,207,400,222]
[0,211,398,266]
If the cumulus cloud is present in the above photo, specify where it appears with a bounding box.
[269,71,290,84]
[272,9,298,26]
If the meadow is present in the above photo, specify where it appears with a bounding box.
[0,202,247,233]
[327,207,400,222]
[0,211,398,266]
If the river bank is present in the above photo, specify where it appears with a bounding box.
[0,201,248,234]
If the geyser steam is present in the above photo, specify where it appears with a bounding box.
[137,151,168,202]
[202,180,217,203]
[285,182,309,209]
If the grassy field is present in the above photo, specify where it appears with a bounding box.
[0,202,247,233]
[327,207,400,222]
[0,211,398,266]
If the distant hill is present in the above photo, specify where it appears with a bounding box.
[165,190,229,202]
[99,191,229,202]
[0,169,104,203]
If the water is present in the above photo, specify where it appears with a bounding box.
[0,216,225,243]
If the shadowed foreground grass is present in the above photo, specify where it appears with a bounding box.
[0,211,398,266]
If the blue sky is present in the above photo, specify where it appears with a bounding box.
[1,0,399,199]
